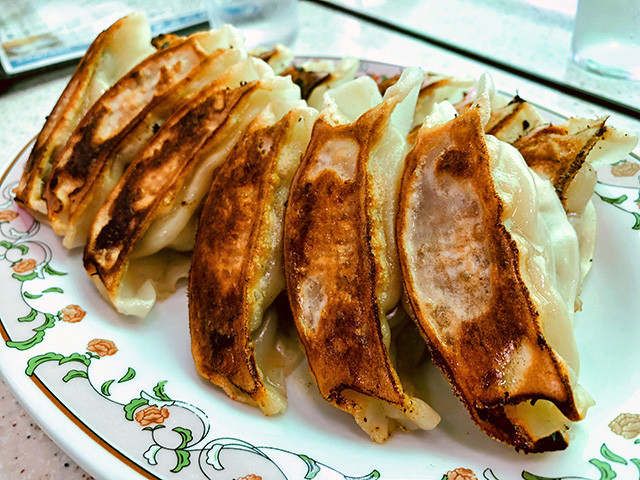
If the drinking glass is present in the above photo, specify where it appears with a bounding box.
[207,0,299,49]
[571,0,640,80]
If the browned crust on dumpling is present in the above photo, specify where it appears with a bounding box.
[284,109,409,417]
[14,14,153,216]
[513,118,607,205]
[83,81,259,298]
[281,66,331,100]
[189,112,296,410]
[485,96,543,143]
[397,106,581,452]
[43,36,208,234]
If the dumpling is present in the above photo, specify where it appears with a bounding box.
[189,99,317,415]
[483,95,546,144]
[43,26,247,248]
[250,44,294,74]
[396,75,593,452]
[379,71,476,132]
[513,117,637,280]
[281,57,360,109]
[83,72,301,317]
[14,12,155,217]
[284,68,440,442]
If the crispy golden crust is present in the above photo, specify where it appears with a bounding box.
[513,119,607,205]
[397,107,580,452]
[83,81,259,298]
[15,14,152,215]
[189,112,296,411]
[43,36,207,235]
[284,110,411,417]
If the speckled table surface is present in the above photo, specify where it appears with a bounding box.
[0,1,638,479]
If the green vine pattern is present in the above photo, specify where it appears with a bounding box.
[0,181,77,351]
[25,343,381,479]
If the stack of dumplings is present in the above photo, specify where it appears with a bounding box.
[15,13,638,453]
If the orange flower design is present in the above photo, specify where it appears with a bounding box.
[611,161,640,177]
[609,412,640,439]
[12,259,37,274]
[135,406,170,427]
[447,468,478,480]
[87,338,118,357]
[238,476,262,480]
[60,305,86,323]
[0,210,19,222]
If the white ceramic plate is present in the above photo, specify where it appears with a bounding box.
[1,60,640,480]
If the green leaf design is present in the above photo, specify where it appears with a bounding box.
[589,458,617,480]
[8,313,57,351]
[635,439,640,444]
[13,244,29,255]
[25,352,64,375]
[118,367,136,383]
[13,271,38,282]
[345,471,380,480]
[23,291,43,299]
[631,458,640,472]
[17,309,37,322]
[632,212,640,230]
[600,194,628,205]
[601,443,627,464]
[0,240,11,249]
[142,425,166,432]
[101,379,115,396]
[124,397,149,421]
[173,427,193,450]
[41,286,63,294]
[522,473,564,480]
[171,449,191,473]
[58,352,91,367]
[43,263,66,276]
[299,454,321,479]
[62,370,88,382]
[153,380,171,401]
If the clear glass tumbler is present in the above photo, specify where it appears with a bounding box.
[571,0,640,80]
[207,0,299,49]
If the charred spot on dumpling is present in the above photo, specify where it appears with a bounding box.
[435,148,474,178]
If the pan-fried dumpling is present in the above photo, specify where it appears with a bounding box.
[281,57,359,109]
[84,73,300,317]
[284,68,440,442]
[189,99,317,415]
[513,117,637,280]
[43,26,247,248]
[380,71,475,132]
[250,44,294,74]
[15,12,155,216]
[396,75,593,453]
[484,95,546,144]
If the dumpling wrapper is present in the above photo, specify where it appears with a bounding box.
[189,99,317,415]
[250,44,294,74]
[396,75,593,453]
[284,68,440,443]
[84,73,300,317]
[380,71,476,132]
[513,117,638,280]
[44,26,247,248]
[15,11,155,216]
[281,57,360,108]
